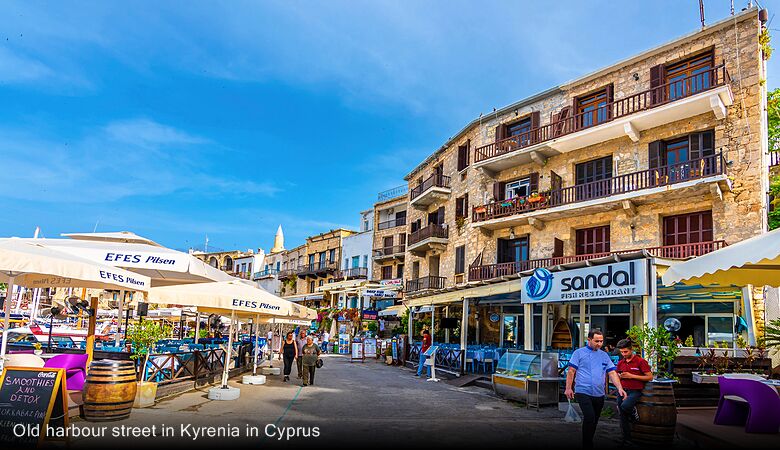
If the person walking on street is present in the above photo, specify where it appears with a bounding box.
[321,330,330,353]
[301,335,321,386]
[279,332,297,382]
[615,339,653,445]
[416,329,432,377]
[565,330,628,449]
[295,330,308,379]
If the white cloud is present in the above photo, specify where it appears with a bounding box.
[0,119,280,204]
[0,47,54,83]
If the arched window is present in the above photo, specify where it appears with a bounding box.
[208,257,218,268]
[224,256,233,271]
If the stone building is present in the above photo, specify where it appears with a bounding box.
[401,8,770,351]
[372,185,408,284]
[279,229,357,308]
[192,249,250,275]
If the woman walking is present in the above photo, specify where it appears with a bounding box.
[300,335,321,387]
[279,332,297,382]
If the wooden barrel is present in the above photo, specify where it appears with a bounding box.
[82,359,138,422]
[633,381,677,443]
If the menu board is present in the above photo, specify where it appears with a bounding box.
[350,342,364,362]
[338,334,350,354]
[0,367,68,447]
[363,339,377,358]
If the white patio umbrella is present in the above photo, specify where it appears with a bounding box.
[147,281,316,391]
[13,236,242,345]
[662,228,780,287]
[0,238,151,364]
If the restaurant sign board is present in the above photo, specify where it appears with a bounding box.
[520,260,648,304]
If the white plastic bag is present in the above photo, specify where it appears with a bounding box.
[564,400,582,423]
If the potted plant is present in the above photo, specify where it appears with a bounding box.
[627,324,680,380]
[126,320,170,408]
[455,215,467,233]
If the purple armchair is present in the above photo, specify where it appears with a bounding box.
[44,353,89,391]
[714,375,780,434]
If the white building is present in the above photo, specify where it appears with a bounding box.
[256,225,285,294]
[234,249,264,280]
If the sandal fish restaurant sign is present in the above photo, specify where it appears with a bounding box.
[520,260,648,304]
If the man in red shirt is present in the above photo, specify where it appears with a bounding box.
[615,338,653,444]
[416,329,432,377]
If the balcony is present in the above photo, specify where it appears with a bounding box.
[377,216,407,231]
[253,268,279,280]
[474,66,732,173]
[335,267,369,280]
[406,275,446,293]
[378,185,409,202]
[373,245,406,261]
[468,241,726,282]
[472,153,728,230]
[409,174,451,208]
[278,269,297,279]
[297,261,339,278]
[407,224,449,256]
[232,272,251,280]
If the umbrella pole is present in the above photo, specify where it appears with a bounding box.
[194,312,200,344]
[253,314,259,376]
[0,276,15,365]
[115,290,125,346]
[221,310,236,389]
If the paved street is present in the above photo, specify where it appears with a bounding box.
[66,355,630,449]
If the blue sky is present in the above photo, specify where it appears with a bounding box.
[1,1,778,252]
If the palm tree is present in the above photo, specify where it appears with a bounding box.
[764,318,780,352]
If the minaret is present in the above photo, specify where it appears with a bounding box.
[270,225,285,253]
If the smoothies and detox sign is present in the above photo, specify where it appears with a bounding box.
[520,260,648,303]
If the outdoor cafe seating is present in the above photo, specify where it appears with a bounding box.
[714,374,780,434]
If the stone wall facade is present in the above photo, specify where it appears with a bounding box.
[372,195,408,281]
[403,11,768,294]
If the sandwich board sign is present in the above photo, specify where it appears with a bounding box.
[0,367,69,447]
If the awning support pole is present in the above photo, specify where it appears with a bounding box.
[579,299,586,348]
[115,290,125,346]
[221,310,236,388]
[741,286,757,346]
[460,298,468,374]
[0,276,15,366]
[523,303,533,351]
[541,303,548,351]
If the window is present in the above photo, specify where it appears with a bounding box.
[328,249,336,263]
[455,194,469,219]
[352,256,360,268]
[396,264,404,279]
[666,50,713,100]
[363,255,368,268]
[308,254,315,266]
[649,130,715,180]
[576,86,611,128]
[363,219,369,232]
[576,225,610,255]
[381,265,393,280]
[507,117,533,146]
[395,210,407,227]
[663,211,713,246]
[309,281,315,293]
[319,252,326,266]
[575,156,613,200]
[505,178,530,199]
[318,280,324,287]
[457,141,470,171]
[383,236,393,252]
[497,237,529,264]
[275,261,280,271]
[344,257,349,269]
[455,245,466,275]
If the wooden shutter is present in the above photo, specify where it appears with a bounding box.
[464,193,469,215]
[605,83,614,120]
[457,144,468,171]
[495,123,507,142]
[648,140,662,169]
[493,181,506,201]
[437,206,445,225]
[689,132,701,161]
[528,172,539,193]
[553,238,564,258]
[455,197,464,219]
[650,64,665,104]
[530,111,541,143]
[455,246,465,274]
